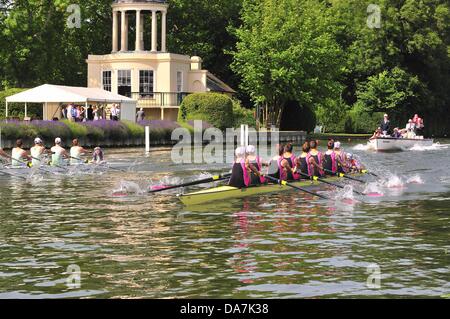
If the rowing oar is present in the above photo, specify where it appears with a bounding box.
[30,155,68,171]
[0,168,28,180]
[149,173,232,194]
[297,172,366,196]
[360,169,379,178]
[323,168,366,183]
[264,175,330,200]
[3,154,53,174]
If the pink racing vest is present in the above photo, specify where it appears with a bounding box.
[328,151,337,174]
[277,154,298,181]
[240,159,251,187]
[255,156,266,184]
[306,152,324,176]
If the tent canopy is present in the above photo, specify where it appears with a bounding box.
[6,84,134,103]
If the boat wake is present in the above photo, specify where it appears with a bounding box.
[353,144,372,151]
[409,143,449,152]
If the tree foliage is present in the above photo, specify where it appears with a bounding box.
[231,0,344,127]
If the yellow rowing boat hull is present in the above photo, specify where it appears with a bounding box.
[179,174,365,206]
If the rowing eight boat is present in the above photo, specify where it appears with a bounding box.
[178,173,366,206]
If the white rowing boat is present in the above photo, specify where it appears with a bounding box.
[368,137,433,151]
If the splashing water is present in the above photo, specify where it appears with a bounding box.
[335,185,355,201]
[406,175,424,184]
[353,144,372,151]
[385,175,404,189]
[112,181,144,197]
[363,182,384,197]
[409,143,449,152]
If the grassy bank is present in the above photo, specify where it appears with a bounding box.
[308,133,371,141]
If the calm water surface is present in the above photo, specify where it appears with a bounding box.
[0,140,449,298]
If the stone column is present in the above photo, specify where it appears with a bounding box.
[161,11,167,52]
[112,11,118,52]
[120,11,127,52]
[124,13,129,51]
[151,10,157,52]
[135,10,142,51]
[140,14,145,50]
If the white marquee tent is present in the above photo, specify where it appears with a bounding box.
[5,84,137,122]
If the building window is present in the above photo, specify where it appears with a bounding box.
[139,70,154,98]
[118,70,131,97]
[177,71,183,92]
[103,71,112,92]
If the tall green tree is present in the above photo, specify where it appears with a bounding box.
[231,0,344,127]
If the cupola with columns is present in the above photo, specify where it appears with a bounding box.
[86,0,235,121]
[112,0,168,53]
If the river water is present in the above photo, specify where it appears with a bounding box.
[0,140,449,299]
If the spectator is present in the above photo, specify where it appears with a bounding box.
[136,108,145,122]
[87,105,94,121]
[110,104,119,121]
[405,119,416,138]
[380,114,390,135]
[62,106,68,119]
[67,104,74,122]
[370,127,382,140]
[391,128,402,138]
[413,114,424,135]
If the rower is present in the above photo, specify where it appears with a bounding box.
[0,147,8,160]
[50,138,69,167]
[294,142,310,178]
[333,141,348,174]
[30,138,46,167]
[70,139,88,165]
[280,143,298,181]
[228,146,259,189]
[347,153,365,173]
[267,144,284,180]
[307,140,324,177]
[11,139,30,167]
[246,145,264,185]
[92,147,104,164]
[323,140,337,176]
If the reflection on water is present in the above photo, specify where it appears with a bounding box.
[0,144,449,298]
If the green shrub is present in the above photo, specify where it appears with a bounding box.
[232,99,255,127]
[122,120,145,138]
[178,93,234,130]
[62,120,88,138]
[345,103,383,133]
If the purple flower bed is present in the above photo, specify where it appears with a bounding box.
[138,120,181,130]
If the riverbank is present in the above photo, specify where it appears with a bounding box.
[308,133,372,141]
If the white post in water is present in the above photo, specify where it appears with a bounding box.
[145,126,150,153]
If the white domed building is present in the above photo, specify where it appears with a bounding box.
[86,0,234,121]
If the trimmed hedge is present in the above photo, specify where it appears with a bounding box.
[178,93,234,130]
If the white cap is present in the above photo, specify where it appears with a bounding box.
[34,137,43,144]
[55,137,62,144]
[334,141,341,149]
[235,146,246,157]
[245,145,256,155]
